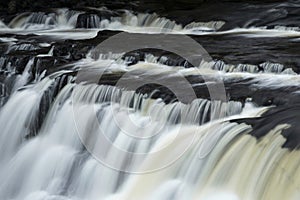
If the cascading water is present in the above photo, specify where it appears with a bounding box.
[0,1,300,200]
[5,8,224,33]
[0,55,299,200]
[0,72,299,200]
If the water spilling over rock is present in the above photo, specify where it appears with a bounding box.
[0,1,300,200]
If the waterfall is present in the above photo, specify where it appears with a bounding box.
[0,70,298,199]
[85,52,296,75]
[0,2,300,200]
[3,8,225,33]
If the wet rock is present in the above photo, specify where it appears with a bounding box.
[75,10,119,28]
[26,74,73,138]
[33,56,71,76]
[232,104,300,150]
[0,55,31,74]
[123,49,194,68]
[77,69,300,106]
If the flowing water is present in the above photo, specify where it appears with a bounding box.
[0,2,299,200]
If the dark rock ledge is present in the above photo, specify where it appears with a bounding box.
[232,104,300,150]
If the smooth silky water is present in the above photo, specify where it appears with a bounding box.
[0,7,299,200]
